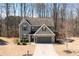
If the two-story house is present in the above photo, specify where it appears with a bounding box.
[19,17,55,43]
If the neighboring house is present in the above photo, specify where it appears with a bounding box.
[19,17,55,43]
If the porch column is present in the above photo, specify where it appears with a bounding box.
[34,35,35,43]
[29,34,31,44]
[51,36,55,43]
[36,36,37,43]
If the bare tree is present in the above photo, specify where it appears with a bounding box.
[23,3,26,18]
[59,4,67,39]
[60,4,67,22]
[35,3,46,18]
[20,3,23,19]
[0,4,3,36]
[12,3,17,37]
[53,3,60,42]
[68,10,74,36]
[5,3,10,37]
[75,7,79,34]
[31,3,34,17]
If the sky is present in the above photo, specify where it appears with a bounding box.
[0,3,79,19]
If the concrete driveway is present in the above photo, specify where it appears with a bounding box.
[33,44,58,56]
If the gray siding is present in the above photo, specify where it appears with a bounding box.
[35,25,53,34]
[31,26,54,34]
[36,28,52,34]
[20,23,31,34]
[19,22,31,40]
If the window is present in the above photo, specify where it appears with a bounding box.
[42,27,46,31]
[22,34,27,39]
[32,26,34,29]
[22,25,27,31]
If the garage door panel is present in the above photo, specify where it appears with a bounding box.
[36,37,51,43]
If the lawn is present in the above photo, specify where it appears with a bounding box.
[53,37,79,56]
[1,37,79,56]
[0,37,35,56]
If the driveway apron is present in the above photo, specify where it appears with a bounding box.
[33,44,58,56]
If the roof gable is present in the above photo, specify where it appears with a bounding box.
[19,18,30,26]
[34,24,55,35]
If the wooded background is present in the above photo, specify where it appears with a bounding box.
[0,3,79,39]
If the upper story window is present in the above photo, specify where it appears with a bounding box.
[32,26,34,30]
[22,25,27,31]
[42,27,46,31]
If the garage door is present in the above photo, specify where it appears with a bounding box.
[36,37,52,43]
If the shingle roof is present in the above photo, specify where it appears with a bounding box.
[26,17,54,26]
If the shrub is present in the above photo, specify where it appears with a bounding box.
[56,40,64,44]
[65,39,74,43]
[22,42,27,45]
[14,39,21,45]
[20,39,28,45]
[17,42,21,45]
[14,39,29,45]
